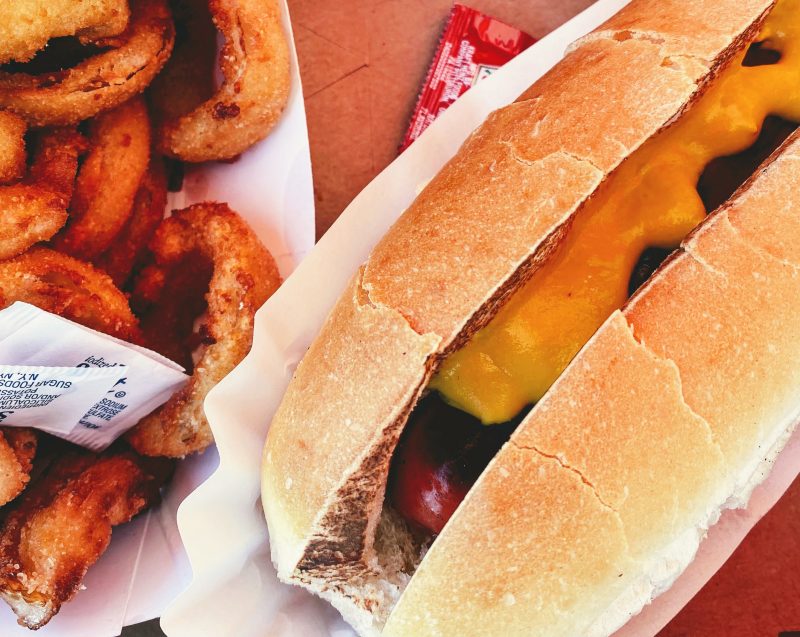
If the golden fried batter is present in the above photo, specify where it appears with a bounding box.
[0,449,172,629]
[97,157,168,288]
[0,248,142,342]
[155,0,290,161]
[0,0,130,64]
[25,127,89,202]
[0,127,87,261]
[54,96,151,260]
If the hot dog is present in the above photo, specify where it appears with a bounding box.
[390,105,800,537]
[262,0,800,635]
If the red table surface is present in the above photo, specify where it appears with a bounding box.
[289,0,800,634]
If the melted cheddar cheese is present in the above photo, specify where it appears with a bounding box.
[431,0,800,424]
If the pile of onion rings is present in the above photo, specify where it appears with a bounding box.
[152,0,291,161]
[0,0,288,627]
[0,445,173,629]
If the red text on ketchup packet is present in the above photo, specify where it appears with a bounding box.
[400,4,536,152]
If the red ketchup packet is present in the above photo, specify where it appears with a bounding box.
[400,4,536,152]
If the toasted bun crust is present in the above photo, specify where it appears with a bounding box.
[262,0,781,634]
[382,130,800,637]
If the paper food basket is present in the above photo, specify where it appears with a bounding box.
[163,1,800,636]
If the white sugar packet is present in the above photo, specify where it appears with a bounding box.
[0,302,187,450]
[0,364,124,433]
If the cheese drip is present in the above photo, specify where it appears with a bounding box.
[431,0,800,424]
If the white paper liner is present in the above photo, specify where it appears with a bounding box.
[0,0,313,634]
[164,1,800,636]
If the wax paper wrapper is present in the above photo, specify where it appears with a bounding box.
[0,1,313,635]
[164,1,800,636]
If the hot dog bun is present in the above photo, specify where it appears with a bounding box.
[262,0,795,635]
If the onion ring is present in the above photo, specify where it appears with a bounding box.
[153,0,290,161]
[0,126,87,261]
[0,0,130,65]
[0,112,26,184]
[97,156,168,287]
[0,247,142,342]
[54,96,151,261]
[0,0,174,127]
[126,203,281,457]
[0,448,172,629]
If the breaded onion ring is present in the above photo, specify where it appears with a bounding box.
[0,247,142,342]
[0,0,130,64]
[153,0,290,161]
[54,96,151,260]
[0,126,87,261]
[0,0,174,127]
[0,428,37,507]
[0,112,26,184]
[97,156,168,287]
[127,203,281,457]
[0,448,172,629]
